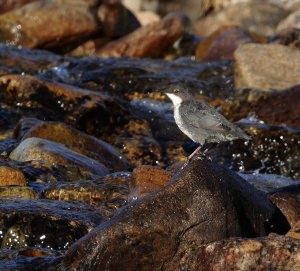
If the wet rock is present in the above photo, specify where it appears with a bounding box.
[195,26,266,61]
[97,2,141,39]
[0,0,38,15]
[210,127,300,179]
[128,165,173,201]
[0,165,26,186]
[234,43,300,91]
[195,2,288,36]
[96,13,185,58]
[0,44,63,74]
[9,137,109,176]
[63,158,288,270]
[0,248,62,271]
[44,172,129,206]
[0,198,104,250]
[0,186,39,199]
[0,0,101,51]
[14,118,130,172]
[185,235,300,271]
[247,85,300,129]
[0,74,125,135]
[268,184,300,228]
[113,119,163,167]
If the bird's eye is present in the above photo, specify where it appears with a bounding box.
[174,89,180,93]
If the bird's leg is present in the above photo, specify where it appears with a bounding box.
[188,144,205,161]
[188,143,218,161]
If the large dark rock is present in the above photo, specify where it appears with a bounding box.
[62,157,289,270]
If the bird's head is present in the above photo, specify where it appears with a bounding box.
[163,85,192,105]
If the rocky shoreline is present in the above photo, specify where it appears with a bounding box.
[0,0,300,270]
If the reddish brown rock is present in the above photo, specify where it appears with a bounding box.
[196,26,266,61]
[0,0,38,14]
[248,85,300,129]
[63,158,288,270]
[185,235,300,271]
[0,166,27,186]
[128,165,173,201]
[96,13,185,58]
[97,2,140,38]
[14,118,130,172]
[268,184,300,228]
[0,0,101,50]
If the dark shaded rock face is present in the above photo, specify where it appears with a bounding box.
[62,158,289,270]
[0,198,104,250]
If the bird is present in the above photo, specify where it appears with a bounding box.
[164,85,250,158]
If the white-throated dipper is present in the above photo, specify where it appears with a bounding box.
[164,85,250,158]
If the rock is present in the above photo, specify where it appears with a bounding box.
[44,172,129,206]
[277,9,300,32]
[273,27,300,49]
[195,26,266,61]
[63,158,288,270]
[113,119,163,167]
[247,85,300,129]
[0,166,27,186]
[268,184,300,228]
[0,44,63,73]
[184,235,300,271]
[0,0,101,50]
[96,13,185,58]
[97,2,141,38]
[0,186,38,199]
[133,11,161,26]
[286,220,300,239]
[0,74,124,135]
[0,0,38,14]
[128,165,173,201]
[0,198,104,249]
[14,118,130,172]
[9,137,109,177]
[234,43,300,91]
[195,2,288,36]
[0,252,62,271]
[239,173,300,192]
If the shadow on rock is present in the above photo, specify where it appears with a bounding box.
[62,157,290,270]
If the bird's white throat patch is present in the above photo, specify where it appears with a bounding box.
[166,93,182,106]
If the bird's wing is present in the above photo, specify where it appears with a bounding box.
[179,101,231,132]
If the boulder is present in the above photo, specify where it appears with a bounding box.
[234,43,300,91]
[63,158,288,270]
